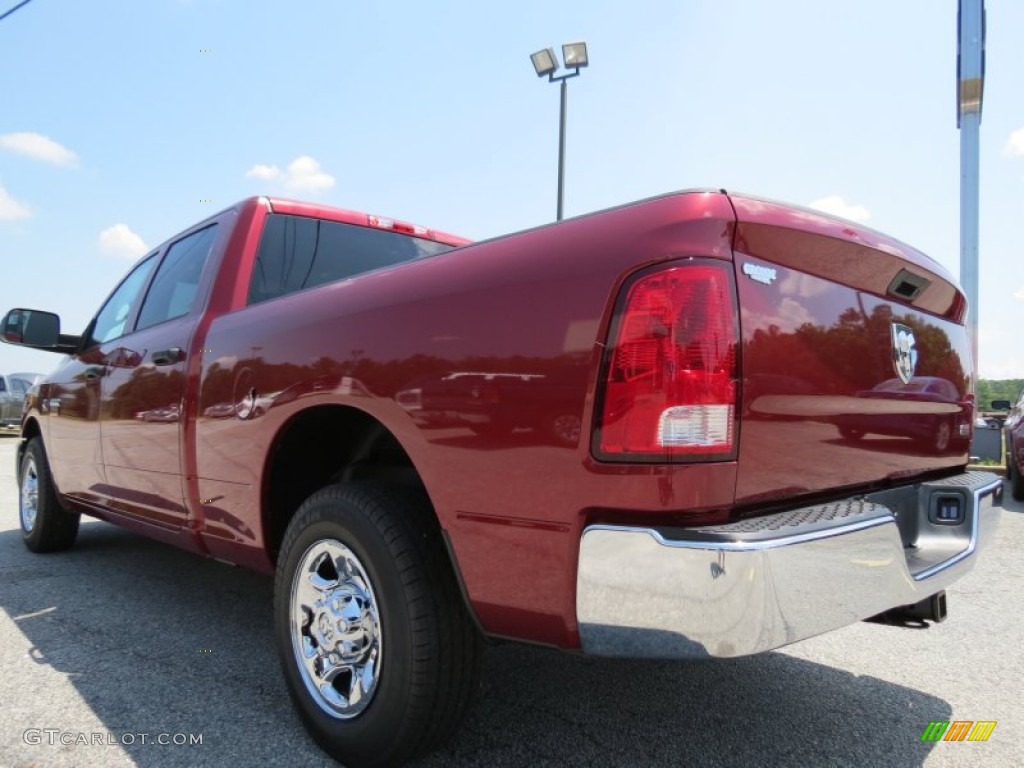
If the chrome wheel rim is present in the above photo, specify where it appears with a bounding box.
[552,414,582,446]
[290,539,382,719]
[20,457,39,533]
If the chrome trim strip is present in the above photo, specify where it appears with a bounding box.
[582,514,893,553]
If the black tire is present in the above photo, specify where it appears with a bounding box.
[274,482,482,767]
[19,437,80,552]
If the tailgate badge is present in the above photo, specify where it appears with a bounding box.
[742,263,777,285]
[891,323,918,384]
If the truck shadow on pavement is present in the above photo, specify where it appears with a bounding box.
[1,521,948,768]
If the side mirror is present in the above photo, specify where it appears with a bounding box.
[991,400,1012,411]
[2,308,61,347]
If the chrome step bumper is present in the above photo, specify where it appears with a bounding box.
[576,471,1003,658]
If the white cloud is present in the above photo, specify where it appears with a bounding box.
[979,357,1024,379]
[283,155,335,192]
[245,155,335,194]
[211,355,238,369]
[245,164,281,181]
[741,297,813,335]
[0,184,31,220]
[808,195,871,223]
[1004,127,1024,157]
[1014,286,1024,301]
[779,272,829,299]
[99,224,148,259]
[0,132,78,167]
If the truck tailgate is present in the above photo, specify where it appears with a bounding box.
[728,195,972,507]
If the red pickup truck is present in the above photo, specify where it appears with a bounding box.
[3,192,1002,766]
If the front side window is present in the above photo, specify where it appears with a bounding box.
[136,225,219,331]
[90,255,158,346]
[248,214,453,305]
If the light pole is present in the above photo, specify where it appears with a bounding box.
[530,42,588,221]
[957,0,985,382]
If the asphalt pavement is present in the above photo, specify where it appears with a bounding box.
[0,432,1021,767]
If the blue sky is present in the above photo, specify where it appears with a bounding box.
[1,0,1022,380]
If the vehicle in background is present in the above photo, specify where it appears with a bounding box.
[1003,388,1024,500]
[832,376,973,454]
[984,398,1012,429]
[0,373,43,430]
[395,368,587,445]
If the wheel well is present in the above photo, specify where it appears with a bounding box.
[20,417,41,442]
[17,418,42,476]
[262,406,424,563]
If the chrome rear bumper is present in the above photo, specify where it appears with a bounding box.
[576,471,1003,658]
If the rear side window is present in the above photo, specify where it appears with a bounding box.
[248,214,453,305]
[136,225,219,331]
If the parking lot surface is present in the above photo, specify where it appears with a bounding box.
[0,432,1021,767]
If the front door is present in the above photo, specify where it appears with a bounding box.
[46,254,158,504]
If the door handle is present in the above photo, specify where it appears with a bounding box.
[152,347,185,366]
[83,365,106,380]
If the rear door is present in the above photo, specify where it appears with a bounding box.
[98,224,220,528]
[729,195,972,507]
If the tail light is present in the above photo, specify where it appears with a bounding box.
[960,390,976,439]
[594,261,739,461]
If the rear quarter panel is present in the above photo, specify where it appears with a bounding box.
[194,191,738,646]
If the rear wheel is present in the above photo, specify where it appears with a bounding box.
[274,483,482,767]
[19,438,79,553]
[547,412,582,447]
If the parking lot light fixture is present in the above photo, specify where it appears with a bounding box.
[562,42,588,69]
[531,48,559,78]
[529,41,588,221]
